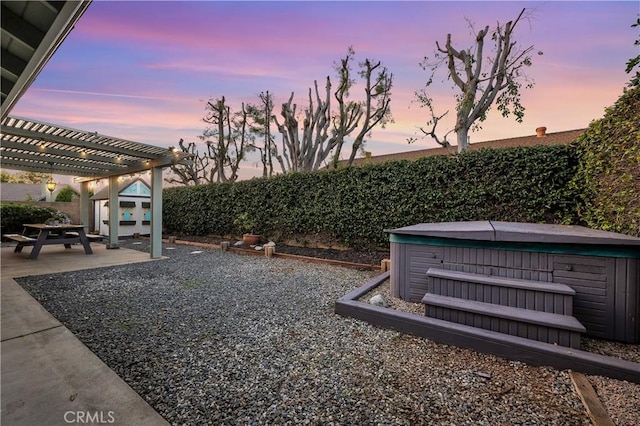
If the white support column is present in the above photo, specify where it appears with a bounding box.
[107,175,120,249]
[150,167,163,259]
[79,181,90,232]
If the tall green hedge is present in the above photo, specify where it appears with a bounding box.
[164,145,580,249]
[0,204,57,236]
[570,86,639,237]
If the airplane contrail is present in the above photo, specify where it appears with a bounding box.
[32,88,177,101]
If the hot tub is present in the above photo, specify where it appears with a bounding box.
[387,221,640,343]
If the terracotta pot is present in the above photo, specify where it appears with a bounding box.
[242,234,261,246]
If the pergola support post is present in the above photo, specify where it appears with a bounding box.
[107,175,119,249]
[79,181,90,233]
[150,167,163,259]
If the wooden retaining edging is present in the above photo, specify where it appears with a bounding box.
[335,272,640,384]
[162,238,381,271]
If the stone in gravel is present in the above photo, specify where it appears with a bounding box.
[234,241,243,247]
[475,371,492,379]
[255,245,263,251]
[369,294,388,307]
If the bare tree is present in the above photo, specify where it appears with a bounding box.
[343,56,393,166]
[273,47,393,173]
[168,48,392,181]
[203,97,255,182]
[165,138,211,185]
[413,8,540,152]
[246,91,277,177]
[166,97,255,185]
[272,79,330,173]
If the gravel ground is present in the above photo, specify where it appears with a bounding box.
[362,278,640,425]
[14,240,633,425]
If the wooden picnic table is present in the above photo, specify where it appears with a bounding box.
[4,224,94,260]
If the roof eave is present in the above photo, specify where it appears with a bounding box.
[1,1,93,120]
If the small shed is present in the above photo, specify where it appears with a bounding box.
[91,178,152,237]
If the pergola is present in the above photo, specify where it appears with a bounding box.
[1,0,190,258]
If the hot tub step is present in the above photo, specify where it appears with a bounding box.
[421,293,585,348]
[426,268,575,315]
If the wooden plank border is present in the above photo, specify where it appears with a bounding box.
[161,238,382,271]
[335,273,640,384]
[569,371,615,426]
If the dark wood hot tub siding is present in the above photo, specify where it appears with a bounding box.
[391,243,640,343]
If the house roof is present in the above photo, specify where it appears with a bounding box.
[342,128,585,167]
[0,182,81,202]
[0,183,46,202]
[90,177,150,200]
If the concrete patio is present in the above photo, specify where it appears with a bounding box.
[1,242,169,425]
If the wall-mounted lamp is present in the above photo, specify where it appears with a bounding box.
[46,162,57,193]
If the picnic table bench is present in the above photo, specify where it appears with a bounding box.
[3,234,37,245]
[3,224,96,259]
[64,232,104,242]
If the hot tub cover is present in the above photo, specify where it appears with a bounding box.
[385,221,640,247]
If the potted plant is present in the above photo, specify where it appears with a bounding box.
[234,212,260,246]
[44,210,72,226]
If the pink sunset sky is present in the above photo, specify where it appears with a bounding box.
[11,0,639,181]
